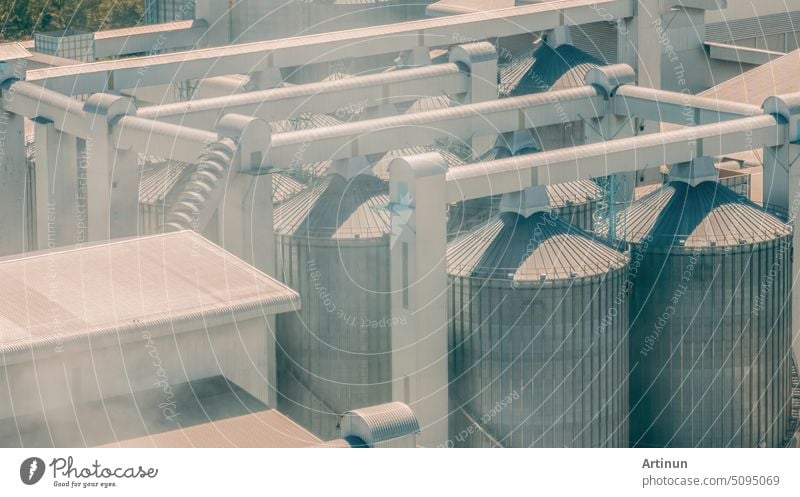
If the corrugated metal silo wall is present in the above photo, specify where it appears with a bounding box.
[448,270,630,447]
[629,239,792,448]
[569,21,619,64]
[138,204,163,236]
[25,151,37,251]
[539,121,595,232]
[276,235,392,440]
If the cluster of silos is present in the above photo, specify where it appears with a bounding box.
[273,168,392,440]
[444,41,605,239]
[597,159,793,448]
[447,186,630,447]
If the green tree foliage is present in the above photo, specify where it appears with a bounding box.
[1,0,145,41]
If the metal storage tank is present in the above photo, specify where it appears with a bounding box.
[598,159,793,448]
[273,168,392,440]
[443,42,604,239]
[447,186,630,447]
[499,42,601,152]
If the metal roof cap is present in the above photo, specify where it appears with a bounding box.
[340,402,420,448]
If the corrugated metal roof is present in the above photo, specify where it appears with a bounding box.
[107,409,321,448]
[139,161,190,205]
[448,211,627,281]
[599,181,790,247]
[340,401,420,447]
[547,179,603,208]
[478,147,602,208]
[499,55,534,98]
[273,174,390,239]
[569,20,618,64]
[0,231,299,354]
[664,49,800,166]
[706,10,800,43]
[139,163,304,211]
[402,94,459,114]
[300,160,334,178]
[372,145,467,180]
[503,44,601,97]
[272,173,306,204]
[635,183,665,199]
[269,113,345,179]
[701,48,800,108]
[270,112,344,134]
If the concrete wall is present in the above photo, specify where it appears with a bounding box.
[0,316,276,421]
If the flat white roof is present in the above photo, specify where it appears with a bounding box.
[0,231,299,354]
[0,42,32,62]
[675,48,800,170]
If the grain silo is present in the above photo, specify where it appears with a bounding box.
[273,166,392,440]
[599,158,793,448]
[447,186,630,447]
[444,41,604,238]
[505,42,600,150]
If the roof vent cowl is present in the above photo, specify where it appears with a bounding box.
[499,185,552,218]
[668,157,719,187]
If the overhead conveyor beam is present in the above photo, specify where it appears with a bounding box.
[269,86,605,166]
[1,80,219,163]
[25,0,633,95]
[613,85,764,124]
[112,116,219,163]
[1,80,87,137]
[137,63,468,128]
[445,114,783,203]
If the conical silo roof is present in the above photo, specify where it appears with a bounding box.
[546,180,603,209]
[600,181,790,247]
[503,44,601,97]
[447,211,627,282]
[271,173,306,204]
[273,174,389,240]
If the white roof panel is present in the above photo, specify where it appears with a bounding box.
[0,42,32,61]
[0,231,299,354]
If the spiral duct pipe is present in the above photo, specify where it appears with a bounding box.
[162,138,237,233]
